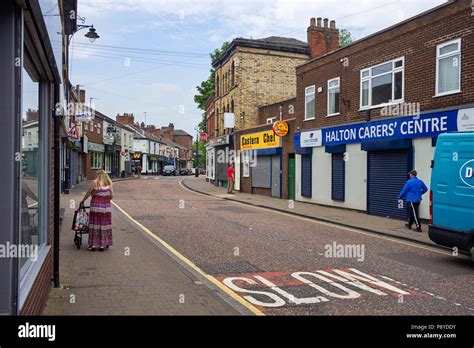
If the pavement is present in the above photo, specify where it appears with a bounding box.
[43,180,241,315]
[108,176,474,316]
[181,177,438,249]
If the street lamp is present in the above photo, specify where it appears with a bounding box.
[84,26,100,43]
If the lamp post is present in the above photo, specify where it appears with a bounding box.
[195,126,199,177]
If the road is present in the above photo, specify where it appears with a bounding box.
[112,177,474,316]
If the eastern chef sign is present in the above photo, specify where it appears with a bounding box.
[241,130,280,150]
[296,108,474,148]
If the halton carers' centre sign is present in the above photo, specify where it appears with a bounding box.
[296,108,474,148]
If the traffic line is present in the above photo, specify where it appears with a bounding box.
[179,180,470,260]
[111,200,265,316]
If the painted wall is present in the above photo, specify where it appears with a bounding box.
[413,138,435,219]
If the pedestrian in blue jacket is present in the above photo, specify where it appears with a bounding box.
[398,170,428,232]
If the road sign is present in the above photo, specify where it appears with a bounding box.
[67,124,79,141]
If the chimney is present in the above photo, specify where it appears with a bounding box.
[116,113,135,126]
[307,17,339,59]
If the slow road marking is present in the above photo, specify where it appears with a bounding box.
[216,268,417,309]
[111,200,265,316]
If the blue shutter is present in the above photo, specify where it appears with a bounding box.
[301,155,312,198]
[367,150,410,220]
[331,153,345,201]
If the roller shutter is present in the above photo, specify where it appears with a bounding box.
[252,155,271,188]
[301,154,312,198]
[367,150,410,220]
[331,153,345,201]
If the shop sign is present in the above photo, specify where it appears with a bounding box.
[297,108,474,148]
[241,130,280,150]
[208,135,230,147]
[149,155,158,161]
[131,152,142,160]
[87,142,105,152]
[272,120,289,137]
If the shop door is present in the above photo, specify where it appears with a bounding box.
[234,152,240,191]
[367,150,410,220]
[288,155,295,200]
[271,155,281,198]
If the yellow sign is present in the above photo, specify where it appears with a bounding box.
[240,130,280,150]
[273,120,289,137]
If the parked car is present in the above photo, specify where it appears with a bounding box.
[162,165,177,176]
[429,132,474,259]
[190,168,196,175]
[179,168,189,176]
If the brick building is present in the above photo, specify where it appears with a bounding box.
[205,93,216,138]
[294,0,474,221]
[83,112,105,180]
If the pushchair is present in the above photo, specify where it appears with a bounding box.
[72,203,89,249]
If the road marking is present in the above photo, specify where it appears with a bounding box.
[217,268,415,309]
[111,200,264,316]
[179,180,470,260]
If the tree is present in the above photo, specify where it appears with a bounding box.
[192,140,206,169]
[194,41,230,133]
[339,29,353,47]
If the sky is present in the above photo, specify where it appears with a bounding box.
[67,0,447,137]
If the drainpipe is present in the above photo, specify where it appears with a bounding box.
[53,107,60,287]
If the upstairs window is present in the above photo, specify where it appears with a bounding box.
[305,85,315,120]
[327,77,340,116]
[360,57,404,109]
[436,38,461,96]
[266,117,277,124]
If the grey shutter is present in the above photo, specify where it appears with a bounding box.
[331,153,345,201]
[301,155,312,198]
[252,155,271,188]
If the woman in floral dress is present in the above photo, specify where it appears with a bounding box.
[80,170,114,251]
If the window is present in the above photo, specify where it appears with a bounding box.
[90,152,103,169]
[436,38,461,96]
[360,57,404,109]
[327,77,340,116]
[84,122,89,130]
[266,117,277,124]
[305,85,315,120]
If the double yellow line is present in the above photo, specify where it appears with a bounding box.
[111,200,264,316]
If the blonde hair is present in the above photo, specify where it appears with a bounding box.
[95,170,112,188]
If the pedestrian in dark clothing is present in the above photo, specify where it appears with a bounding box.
[398,169,428,232]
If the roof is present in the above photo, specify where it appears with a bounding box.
[173,129,192,137]
[213,36,310,68]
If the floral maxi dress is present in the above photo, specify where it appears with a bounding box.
[88,187,113,248]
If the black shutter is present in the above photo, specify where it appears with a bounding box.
[331,153,345,201]
[367,150,410,220]
[301,155,312,198]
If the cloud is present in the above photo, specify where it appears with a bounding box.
[151,82,185,95]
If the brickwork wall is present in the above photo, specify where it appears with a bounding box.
[214,47,308,137]
[296,0,474,132]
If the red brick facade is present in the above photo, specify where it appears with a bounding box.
[258,98,297,124]
[84,118,104,180]
[296,0,474,133]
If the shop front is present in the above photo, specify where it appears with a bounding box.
[0,0,63,315]
[105,144,121,178]
[86,142,105,180]
[238,129,282,198]
[131,152,143,175]
[207,134,233,187]
[294,107,474,220]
